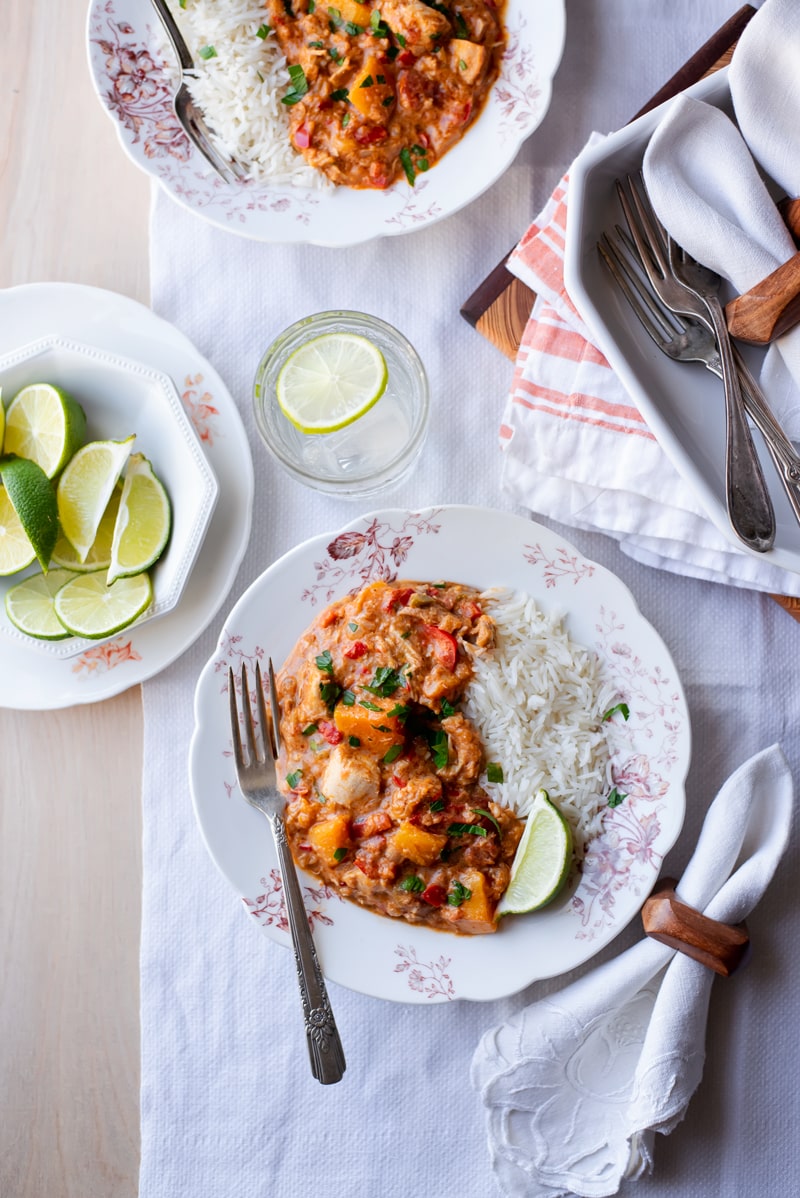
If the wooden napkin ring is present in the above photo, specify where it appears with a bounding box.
[724,198,800,345]
[641,877,750,977]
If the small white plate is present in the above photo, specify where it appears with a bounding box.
[86,0,565,247]
[0,283,253,709]
[189,505,690,1003]
[0,334,218,657]
[564,68,800,576]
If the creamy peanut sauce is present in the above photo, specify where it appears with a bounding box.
[266,0,506,189]
[276,579,523,934]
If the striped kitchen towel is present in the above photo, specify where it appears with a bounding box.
[499,150,800,596]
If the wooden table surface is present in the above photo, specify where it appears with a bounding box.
[1,2,149,1193]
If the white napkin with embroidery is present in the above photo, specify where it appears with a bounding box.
[471,744,792,1198]
[642,87,800,440]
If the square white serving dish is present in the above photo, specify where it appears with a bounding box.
[564,67,800,575]
[0,335,219,656]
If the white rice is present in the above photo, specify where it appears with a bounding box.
[165,0,326,186]
[462,589,617,861]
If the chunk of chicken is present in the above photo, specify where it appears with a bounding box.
[381,0,452,56]
[320,743,380,808]
[439,713,482,785]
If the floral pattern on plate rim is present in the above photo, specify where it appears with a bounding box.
[88,1,551,234]
[209,511,685,999]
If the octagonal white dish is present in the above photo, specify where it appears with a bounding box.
[189,505,690,1003]
[86,0,566,246]
[0,333,218,658]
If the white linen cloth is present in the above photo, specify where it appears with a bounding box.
[471,745,793,1198]
[140,5,800,1197]
[642,93,800,442]
[501,155,800,596]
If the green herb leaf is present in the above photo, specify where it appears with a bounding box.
[331,87,350,100]
[399,874,424,893]
[429,799,445,813]
[607,787,627,808]
[308,0,315,9]
[364,665,404,697]
[348,735,360,747]
[382,95,394,105]
[383,743,403,764]
[359,74,374,88]
[308,37,324,46]
[344,20,363,34]
[257,24,272,39]
[486,762,504,783]
[386,702,411,722]
[386,45,400,60]
[199,44,217,59]
[282,62,309,105]
[319,681,342,712]
[333,847,348,862]
[341,111,351,126]
[286,769,303,789]
[448,880,472,906]
[428,728,448,769]
[348,621,359,632]
[603,702,630,722]
[329,45,344,62]
[315,649,333,673]
[447,822,488,838]
[472,806,501,836]
[301,722,318,736]
[454,12,469,37]
[396,32,407,46]
[399,146,415,185]
[440,698,457,717]
[341,689,356,706]
[359,699,382,712]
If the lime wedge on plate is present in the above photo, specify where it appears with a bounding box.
[5,568,78,640]
[497,789,573,916]
[54,570,152,639]
[108,454,171,584]
[3,382,87,478]
[0,387,5,449]
[0,454,59,571]
[276,332,388,433]
[51,483,122,572]
[56,435,135,563]
[0,486,37,575]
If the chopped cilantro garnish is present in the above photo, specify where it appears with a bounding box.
[331,87,350,100]
[348,735,360,747]
[603,702,630,722]
[308,37,324,47]
[459,58,467,70]
[382,95,394,106]
[400,874,424,893]
[383,743,403,764]
[315,649,333,673]
[447,822,488,838]
[386,45,400,60]
[199,45,217,59]
[341,111,351,126]
[399,147,415,185]
[341,689,356,706]
[348,621,359,632]
[428,728,448,769]
[286,769,303,789]
[329,46,344,62]
[386,703,411,722]
[301,722,318,736]
[344,20,363,34]
[359,699,382,712]
[282,62,309,105]
[308,0,315,9]
[486,762,504,783]
[429,799,445,813]
[440,698,457,717]
[454,12,469,38]
[257,24,272,39]
[472,806,501,836]
[396,32,407,46]
[607,787,627,808]
[375,724,391,733]
[364,666,403,697]
[448,880,472,907]
[333,847,348,862]
[319,681,342,712]
[359,74,374,88]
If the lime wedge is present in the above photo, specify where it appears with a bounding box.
[496,789,573,916]
[0,454,59,571]
[3,382,87,478]
[51,482,122,572]
[276,332,388,434]
[0,486,37,575]
[0,387,5,450]
[107,454,171,584]
[53,570,152,639]
[5,568,78,640]
[56,436,135,563]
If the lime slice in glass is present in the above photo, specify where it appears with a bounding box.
[56,436,135,563]
[3,382,87,478]
[276,332,388,434]
[5,568,78,640]
[496,789,573,916]
[54,570,152,639]
[107,454,171,584]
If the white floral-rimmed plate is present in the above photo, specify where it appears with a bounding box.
[0,283,253,710]
[189,505,690,1003]
[85,0,566,247]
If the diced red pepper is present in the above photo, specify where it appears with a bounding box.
[421,883,447,907]
[392,775,406,788]
[355,851,381,878]
[352,811,393,839]
[354,124,389,145]
[461,600,482,621]
[423,624,458,670]
[384,586,414,612]
[398,49,416,66]
[461,101,473,124]
[294,123,312,149]
[344,641,369,660]
[317,719,344,745]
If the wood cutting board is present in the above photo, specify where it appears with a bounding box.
[461,5,800,622]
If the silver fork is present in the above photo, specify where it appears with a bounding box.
[150,0,248,185]
[599,230,800,530]
[228,660,346,1085]
[615,174,775,553]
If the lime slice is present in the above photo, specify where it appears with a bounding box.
[5,568,78,640]
[0,387,5,450]
[3,383,87,478]
[0,487,37,575]
[53,570,152,639]
[107,454,171,584]
[56,435,135,563]
[0,455,59,571]
[496,789,573,916]
[276,332,388,433]
[51,483,122,573]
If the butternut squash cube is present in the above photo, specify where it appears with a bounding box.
[393,821,448,867]
[334,698,403,754]
[348,56,395,123]
[448,39,487,86]
[456,868,497,934]
[308,813,351,864]
[332,0,371,26]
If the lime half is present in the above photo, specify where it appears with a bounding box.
[276,332,388,434]
[56,435,135,563]
[54,570,152,639]
[108,454,171,584]
[496,789,573,916]
[0,454,59,571]
[5,568,78,640]
[3,383,87,478]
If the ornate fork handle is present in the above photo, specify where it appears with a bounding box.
[269,812,346,1085]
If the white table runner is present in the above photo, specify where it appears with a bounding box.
[141,4,800,1195]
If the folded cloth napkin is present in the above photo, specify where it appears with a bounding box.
[471,744,793,1198]
[642,93,800,441]
[500,158,800,597]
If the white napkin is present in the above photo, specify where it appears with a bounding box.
[642,93,800,441]
[471,744,793,1198]
[501,162,800,597]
